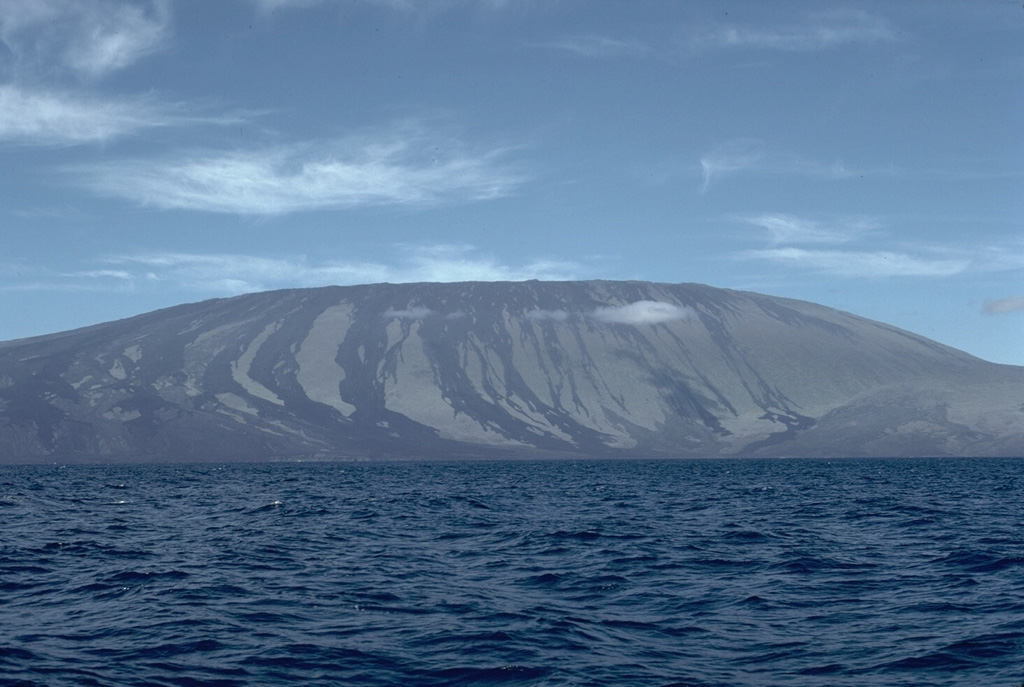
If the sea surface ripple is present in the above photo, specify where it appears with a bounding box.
[1,458,1022,686]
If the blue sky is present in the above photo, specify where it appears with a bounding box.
[1,0,1022,365]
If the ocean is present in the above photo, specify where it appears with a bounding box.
[1,458,1021,687]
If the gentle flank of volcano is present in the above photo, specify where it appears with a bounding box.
[0,281,1021,463]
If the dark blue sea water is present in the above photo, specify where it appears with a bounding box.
[1,458,1022,687]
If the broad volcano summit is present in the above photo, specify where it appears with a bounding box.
[1,281,1021,462]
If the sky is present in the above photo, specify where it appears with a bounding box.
[1,0,1022,365]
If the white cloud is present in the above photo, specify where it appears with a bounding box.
[0,0,171,78]
[70,130,527,213]
[105,253,386,294]
[0,263,135,293]
[382,307,435,320]
[0,85,177,144]
[95,245,582,294]
[591,301,694,325]
[983,297,1024,315]
[526,302,696,326]
[546,35,649,59]
[736,217,1024,280]
[739,213,872,245]
[698,142,896,192]
[251,0,327,10]
[699,141,762,193]
[248,0,513,12]
[400,244,577,283]
[64,1,171,76]
[62,269,133,280]
[547,11,894,65]
[746,247,969,278]
[692,10,895,52]
[0,280,128,293]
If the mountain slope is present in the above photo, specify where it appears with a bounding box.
[1,281,1021,462]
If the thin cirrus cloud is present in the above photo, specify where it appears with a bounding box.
[746,247,969,278]
[62,269,133,280]
[88,245,583,294]
[549,10,894,64]
[102,253,388,294]
[698,141,891,193]
[735,213,1022,279]
[698,141,762,193]
[253,0,516,11]
[0,3,231,148]
[739,213,872,245]
[0,263,135,293]
[393,244,580,284]
[690,10,896,52]
[69,133,527,213]
[545,34,650,59]
[0,0,171,78]
[0,85,188,145]
[249,0,326,10]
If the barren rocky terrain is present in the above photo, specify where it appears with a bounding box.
[1,281,1021,462]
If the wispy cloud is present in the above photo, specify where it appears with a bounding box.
[69,126,527,213]
[983,297,1024,315]
[698,141,895,193]
[88,245,582,294]
[546,10,895,65]
[250,0,327,10]
[62,269,133,280]
[699,141,762,193]
[248,0,514,13]
[0,85,191,145]
[736,212,1023,279]
[0,262,136,293]
[397,244,580,283]
[105,253,387,294]
[0,4,237,148]
[690,10,896,52]
[545,34,649,59]
[0,0,171,78]
[5,245,579,298]
[745,247,968,278]
[63,0,170,76]
[737,211,965,279]
[738,213,873,245]
[0,280,133,293]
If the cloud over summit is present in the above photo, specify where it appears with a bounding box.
[591,301,694,325]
